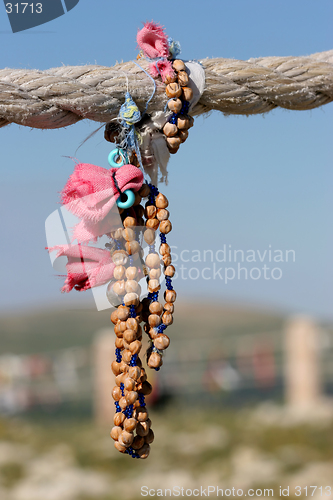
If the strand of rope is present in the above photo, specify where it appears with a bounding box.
[0,50,332,130]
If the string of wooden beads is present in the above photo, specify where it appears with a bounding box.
[108,182,176,458]
[141,184,176,371]
[163,59,194,155]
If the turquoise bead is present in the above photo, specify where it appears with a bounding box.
[108,149,125,168]
[116,189,135,209]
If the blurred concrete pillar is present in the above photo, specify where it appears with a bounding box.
[284,316,322,408]
[93,328,115,426]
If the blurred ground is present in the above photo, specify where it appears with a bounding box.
[0,403,333,500]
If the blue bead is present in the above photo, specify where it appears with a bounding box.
[116,189,135,209]
[108,148,125,168]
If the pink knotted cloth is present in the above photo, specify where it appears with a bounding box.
[61,163,143,243]
[48,244,115,292]
[136,21,175,83]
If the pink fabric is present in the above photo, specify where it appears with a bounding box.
[137,22,169,59]
[47,244,115,292]
[61,163,143,243]
[149,59,175,83]
[61,163,143,223]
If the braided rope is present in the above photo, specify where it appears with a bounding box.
[0,50,332,130]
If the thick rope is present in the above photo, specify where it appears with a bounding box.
[0,50,332,130]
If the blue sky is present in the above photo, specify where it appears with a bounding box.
[0,0,332,319]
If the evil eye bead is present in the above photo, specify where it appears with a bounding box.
[108,149,125,168]
[116,190,135,209]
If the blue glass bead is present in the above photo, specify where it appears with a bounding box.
[116,189,135,209]
[108,149,125,168]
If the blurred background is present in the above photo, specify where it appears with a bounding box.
[0,0,332,499]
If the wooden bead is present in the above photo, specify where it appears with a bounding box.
[177,70,189,86]
[188,115,194,128]
[114,412,125,426]
[145,205,157,219]
[135,204,145,218]
[126,317,138,333]
[164,289,177,303]
[182,87,193,101]
[122,227,135,241]
[132,435,145,450]
[149,301,163,316]
[136,419,151,437]
[110,310,118,325]
[169,146,179,155]
[155,193,169,209]
[149,328,159,340]
[166,136,181,149]
[154,334,170,350]
[117,305,129,321]
[119,360,129,373]
[122,349,132,364]
[162,254,172,266]
[146,218,160,230]
[177,116,190,130]
[121,430,134,447]
[164,302,174,314]
[125,266,138,280]
[149,268,161,279]
[124,377,135,392]
[179,129,189,143]
[165,82,182,98]
[114,321,127,335]
[164,72,177,84]
[124,418,137,433]
[160,220,172,234]
[148,314,161,327]
[123,329,137,343]
[115,373,126,386]
[112,386,122,401]
[137,443,151,459]
[133,406,149,422]
[119,396,128,409]
[145,253,161,269]
[142,230,154,248]
[162,312,173,325]
[123,216,136,228]
[128,366,141,381]
[173,59,186,72]
[133,192,142,206]
[148,351,163,369]
[122,339,130,350]
[113,280,126,296]
[139,184,151,198]
[110,426,122,441]
[111,250,128,266]
[139,368,147,383]
[123,292,140,306]
[163,122,178,137]
[115,338,124,349]
[138,381,153,395]
[145,429,154,444]
[157,208,169,221]
[111,228,123,240]
[167,98,182,113]
[164,265,175,277]
[125,280,141,294]
[114,441,127,453]
[159,243,170,256]
[148,279,161,293]
[129,340,142,354]
[126,391,138,405]
[111,361,121,375]
[113,265,125,281]
[125,240,140,255]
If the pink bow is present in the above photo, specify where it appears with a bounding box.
[61,163,143,243]
[48,244,115,293]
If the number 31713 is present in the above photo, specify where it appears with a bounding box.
[5,3,42,13]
